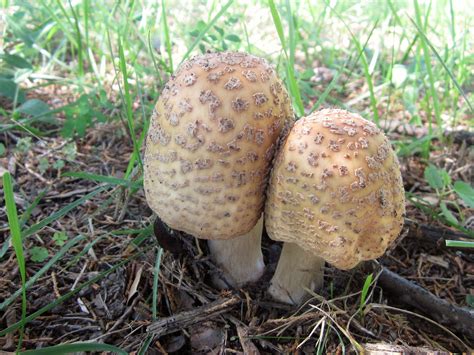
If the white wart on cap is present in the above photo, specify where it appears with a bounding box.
[265,109,405,303]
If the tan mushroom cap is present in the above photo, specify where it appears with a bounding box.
[265,109,405,269]
[144,52,293,240]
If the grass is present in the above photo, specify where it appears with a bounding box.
[161,0,174,72]
[152,246,164,321]
[268,0,305,116]
[326,4,381,124]
[3,172,27,349]
[116,35,143,173]
[0,234,85,311]
[413,0,442,134]
[178,0,235,65]
[445,240,474,248]
[0,252,142,337]
[0,0,473,352]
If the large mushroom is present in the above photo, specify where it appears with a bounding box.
[144,52,293,287]
[265,109,405,304]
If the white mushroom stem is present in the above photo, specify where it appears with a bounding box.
[208,215,264,287]
[268,242,325,304]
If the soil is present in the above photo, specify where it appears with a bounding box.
[0,86,473,353]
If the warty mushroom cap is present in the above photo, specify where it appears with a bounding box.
[265,108,405,269]
[144,51,293,240]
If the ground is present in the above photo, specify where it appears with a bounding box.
[1,86,472,353]
[0,0,473,353]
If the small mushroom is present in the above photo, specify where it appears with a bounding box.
[144,52,293,287]
[265,109,405,304]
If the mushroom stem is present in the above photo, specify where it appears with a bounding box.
[208,215,264,287]
[268,242,325,304]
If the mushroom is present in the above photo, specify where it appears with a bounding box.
[265,109,405,304]
[144,52,293,287]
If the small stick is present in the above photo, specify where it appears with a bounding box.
[367,262,474,339]
[362,342,448,355]
[403,218,473,251]
[147,295,240,336]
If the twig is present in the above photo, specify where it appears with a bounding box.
[367,262,474,340]
[45,187,99,200]
[235,323,260,355]
[51,271,61,298]
[147,295,240,336]
[105,295,140,336]
[225,315,261,354]
[404,218,473,250]
[19,161,50,184]
[362,342,448,355]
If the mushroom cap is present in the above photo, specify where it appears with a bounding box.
[144,52,293,240]
[265,109,405,270]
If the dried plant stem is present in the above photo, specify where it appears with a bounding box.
[368,262,474,340]
[404,218,473,250]
[147,295,240,336]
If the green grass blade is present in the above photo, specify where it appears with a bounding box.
[161,0,173,72]
[122,0,137,39]
[446,240,474,248]
[68,0,84,76]
[3,172,27,347]
[448,0,455,41]
[387,0,402,27]
[118,36,143,173]
[152,246,164,320]
[105,28,141,179]
[268,0,287,54]
[1,237,12,259]
[131,224,154,248]
[0,186,106,259]
[0,253,140,337]
[0,235,86,311]
[135,73,152,151]
[138,334,155,355]
[19,190,47,229]
[39,0,77,48]
[413,0,442,132]
[22,185,107,239]
[179,0,234,65]
[62,171,142,188]
[309,72,341,113]
[83,0,90,57]
[242,20,251,53]
[284,0,304,116]
[62,235,105,270]
[316,3,380,123]
[408,16,473,113]
[347,22,380,124]
[147,29,164,86]
[19,342,128,355]
[286,0,296,68]
[268,0,304,116]
[359,273,373,318]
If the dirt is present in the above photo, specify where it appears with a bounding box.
[0,90,473,353]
